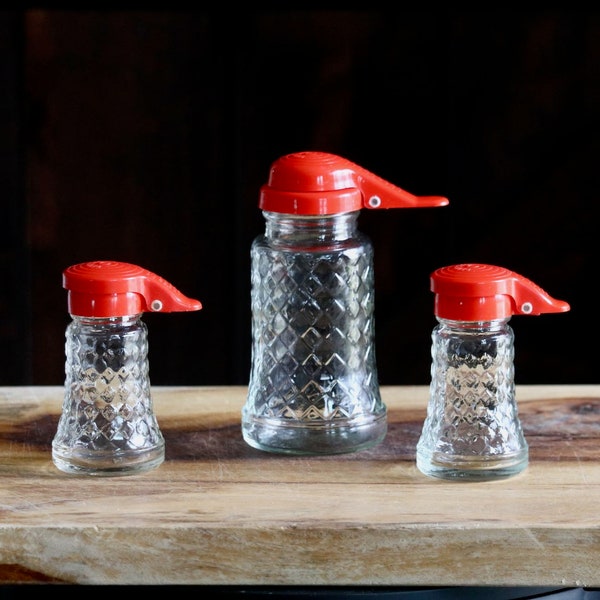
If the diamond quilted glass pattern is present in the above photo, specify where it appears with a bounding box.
[52,316,164,474]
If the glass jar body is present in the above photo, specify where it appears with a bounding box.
[52,315,164,476]
[416,318,528,480]
[242,211,387,454]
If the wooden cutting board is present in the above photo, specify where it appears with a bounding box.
[0,384,598,586]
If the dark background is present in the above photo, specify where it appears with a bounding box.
[1,9,597,388]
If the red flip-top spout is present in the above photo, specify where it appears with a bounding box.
[259,151,449,215]
[431,263,570,321]
[63,261,202,317]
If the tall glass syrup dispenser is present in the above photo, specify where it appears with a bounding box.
[416,263,570,480]
[242,151,449,455]
[52,260,202,476]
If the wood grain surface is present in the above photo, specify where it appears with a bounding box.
[0,385,598,586]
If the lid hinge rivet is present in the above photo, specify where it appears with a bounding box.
[520,302,533,314]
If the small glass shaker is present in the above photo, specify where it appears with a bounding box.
[52,260,202,476]
[242,151,448,455]
[416,263,570,481]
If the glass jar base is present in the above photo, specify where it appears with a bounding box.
[416,449,528,481]
[51,446,164,477]
[241,415,387,455]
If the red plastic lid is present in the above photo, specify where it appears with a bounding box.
[431,263,570,321]
[259,151,449,215]
[63,261,202,317]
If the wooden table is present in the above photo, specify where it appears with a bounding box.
[0,384,599,587]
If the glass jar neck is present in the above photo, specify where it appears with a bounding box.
[263,210,359,244]
[71,315,142,326]
[437,317,510,332]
